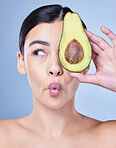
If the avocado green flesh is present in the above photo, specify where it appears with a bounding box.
[59,12,92,72]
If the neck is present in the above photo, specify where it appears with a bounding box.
[18,95,82,138]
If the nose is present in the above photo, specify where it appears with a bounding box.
[48,57,63,77]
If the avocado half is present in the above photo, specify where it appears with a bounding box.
[59,12,92,72]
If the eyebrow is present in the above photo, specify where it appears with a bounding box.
[29,40,50,47]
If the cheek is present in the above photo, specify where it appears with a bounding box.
[63,70,80,95]
[26,56,46,89]
[67,77,79,95]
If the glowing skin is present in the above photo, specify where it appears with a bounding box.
[16,20,102,144]
[16,21,89,138]
[2,20,116,148]
[23,21,80,110]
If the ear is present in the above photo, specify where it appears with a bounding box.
[17,51,27,75]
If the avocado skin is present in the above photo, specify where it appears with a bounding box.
[59,12,92,72]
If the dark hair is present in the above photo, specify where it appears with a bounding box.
[19,4,87,56]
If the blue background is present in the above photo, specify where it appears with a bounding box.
[0,0,116,120]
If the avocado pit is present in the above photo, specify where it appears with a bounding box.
[65,39,84,64]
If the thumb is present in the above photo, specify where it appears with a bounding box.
[70,73,98,84]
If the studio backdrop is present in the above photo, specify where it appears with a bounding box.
[0,0,116,120]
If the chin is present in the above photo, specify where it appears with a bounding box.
[34,89,75,110]
[41,93,73,110]
[45,102,68,110]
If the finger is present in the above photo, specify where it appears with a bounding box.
[85,29,112,50]
[91,51,97,61]
[100,26,116,47]
[90,40,102,55]
[70,73,98,84]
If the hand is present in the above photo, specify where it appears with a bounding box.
[70,26,116,92]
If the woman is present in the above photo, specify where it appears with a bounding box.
[0,4,116,147]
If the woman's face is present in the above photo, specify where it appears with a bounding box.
[20,21,80,109]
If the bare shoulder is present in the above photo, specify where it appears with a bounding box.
[96,119,116,135]
[80,114,116,147]
[93,119,116,147]
[0,120,12,147]
[0,119,11,135]
[0,119,20,147]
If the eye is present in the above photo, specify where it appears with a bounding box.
[33,49,46,56]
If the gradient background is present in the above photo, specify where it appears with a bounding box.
[0,0,116,120]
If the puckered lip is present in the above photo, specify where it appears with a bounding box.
[48,82,62,91]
